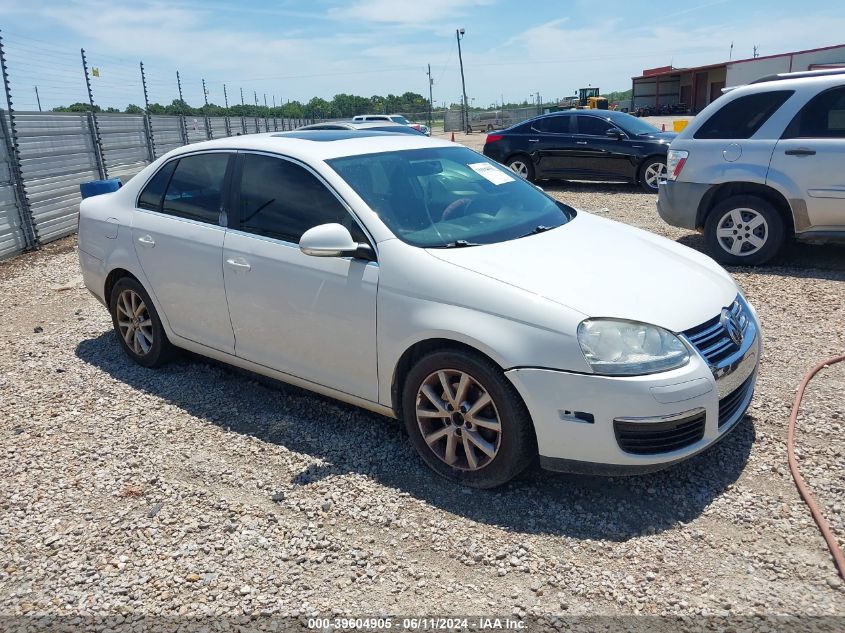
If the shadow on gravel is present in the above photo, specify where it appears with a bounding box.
[77,332,755,542]
[539,181,649,195]
[676,234,845,275]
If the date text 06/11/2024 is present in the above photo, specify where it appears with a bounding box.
[306,617,526,630]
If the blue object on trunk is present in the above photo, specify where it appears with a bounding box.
[80,178,122,200]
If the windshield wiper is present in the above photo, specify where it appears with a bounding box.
[442,240,481,248]
[516,225,556,239]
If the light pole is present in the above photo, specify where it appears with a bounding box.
[456,28,469,133]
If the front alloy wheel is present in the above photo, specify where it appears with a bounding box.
[415,369,502,471]
[402,350,535,488]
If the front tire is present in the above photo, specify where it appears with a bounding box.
[506,155,535,182]
[639,157,667,191]
[704,195,785,265]
[109,277,174,368]
[402,350,535,488]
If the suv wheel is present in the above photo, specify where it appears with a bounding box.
[704,195,785,265]
[639,157,667,191]
[402,350,535,488]
[506,155,535,182]
[109,277,174,368]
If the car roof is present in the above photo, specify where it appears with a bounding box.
[298,121,409,131]
[727,71,845,96]
[161,130,453,162]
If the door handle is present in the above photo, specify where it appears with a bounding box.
[226,257,251,272]
[784,148,816,156]
[576,141,588,145]
[136,235,155,248]
[528,138,539,142]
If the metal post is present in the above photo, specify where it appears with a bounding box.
[240,88,247,134]
[253,91,260,133]
[223,83,231,136]
[427,64,433,132]
[34,86,41,112]
[456,28,469,134]
[139,61,157,160]
[272,95,278,131]
[0,31,37,249]
[202,78,213,140]
[81,48,107,179]
[176,70,188,145]
[263,93,269,132]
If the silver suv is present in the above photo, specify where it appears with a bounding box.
[658,69,845,265]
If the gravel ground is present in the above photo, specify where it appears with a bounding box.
[1,151,844,629]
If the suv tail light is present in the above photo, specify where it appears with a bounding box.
[666,149,688,180]
[485,134,503,144]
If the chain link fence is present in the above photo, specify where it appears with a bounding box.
[443,106,543,133]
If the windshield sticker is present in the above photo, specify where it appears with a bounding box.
[468,162,515,185]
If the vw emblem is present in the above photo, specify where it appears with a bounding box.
[720,308,744,346]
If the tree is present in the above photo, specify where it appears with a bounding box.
[52,102,99,113]
[124,104,144,114]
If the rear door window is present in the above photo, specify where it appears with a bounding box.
[576,116,613,136]
[535,116,571,134]
[137,160,177,211]
[783,86,845,138]
[694,90,793,139]
[161,153,231,224]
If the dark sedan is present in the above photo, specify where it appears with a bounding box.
[482,110,676,191]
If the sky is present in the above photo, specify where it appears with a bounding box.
[1,0,845,112]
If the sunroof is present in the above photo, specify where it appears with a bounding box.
[271,130,401,142]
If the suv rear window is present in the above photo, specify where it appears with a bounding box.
[694,90,793,139]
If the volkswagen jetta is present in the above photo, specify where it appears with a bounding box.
[78,130,760,488]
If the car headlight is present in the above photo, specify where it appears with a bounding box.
[577,319,690,376]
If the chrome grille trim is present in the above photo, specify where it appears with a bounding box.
[683,296,751,367]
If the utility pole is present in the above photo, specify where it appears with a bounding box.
[426,63,434,132]
[456,28,469,133]
[753,45,759,58]
[729,41,734,61]
[34,86,42,112]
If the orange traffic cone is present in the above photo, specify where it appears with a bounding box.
[450,131,455,142]
[661,123,666,131]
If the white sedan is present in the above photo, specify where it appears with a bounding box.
[78,130,760,488]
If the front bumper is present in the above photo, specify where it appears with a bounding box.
[506,314,760,474]
[657,180,711,230]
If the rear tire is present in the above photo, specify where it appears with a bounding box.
[402,350,535,488]
[639,157,667,191]
[704,195,785,265]
[506,155,535,182]
[109,277,174,368]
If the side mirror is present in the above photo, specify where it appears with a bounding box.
[606,128,624,139]
[299,223,357,257]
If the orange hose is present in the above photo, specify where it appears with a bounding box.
[786,353,845,580]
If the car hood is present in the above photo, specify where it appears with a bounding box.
[425,212,737,333]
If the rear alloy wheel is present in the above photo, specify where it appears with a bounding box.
[109,277,174,368]
[506,156,535,182]
[639,158,667,191]
[704,195,785,265]
[402,351,535,488]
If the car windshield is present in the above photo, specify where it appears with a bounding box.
[328,146,573,248]
[389,115,411,125]
[612,114,661,136]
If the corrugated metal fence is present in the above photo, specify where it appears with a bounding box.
[0,109,314,261]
